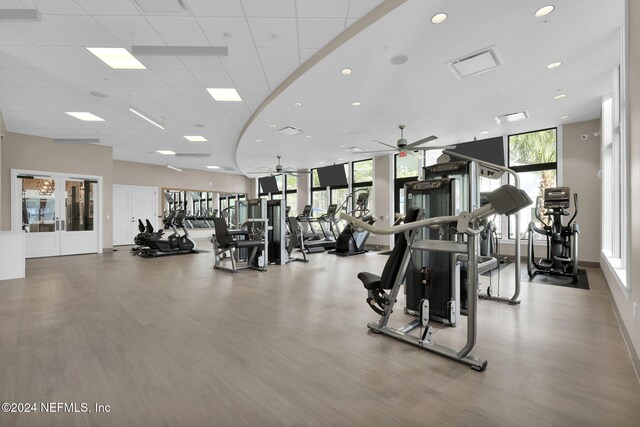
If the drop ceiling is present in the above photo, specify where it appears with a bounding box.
[0,0,624,176]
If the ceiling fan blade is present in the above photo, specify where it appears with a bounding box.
[405,135,438,149]
[361,149,398,154]
[373,140,398,149]
[282,168,311,174]
[414,145,456,151]
[247,171,275,174]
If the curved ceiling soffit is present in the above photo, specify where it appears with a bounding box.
[234,0,408,176]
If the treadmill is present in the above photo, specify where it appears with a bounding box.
[305,204,339,252]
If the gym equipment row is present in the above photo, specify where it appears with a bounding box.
[341,184,532,371]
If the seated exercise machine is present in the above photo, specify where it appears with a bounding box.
[212,217,267,272]
[342,185,532,371]
[527,187,579,283]
[330,189,376,256]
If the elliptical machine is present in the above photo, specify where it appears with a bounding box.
[330,189,375,256]
[527,187,579,283]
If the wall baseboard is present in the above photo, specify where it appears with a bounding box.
[603,281,640,383]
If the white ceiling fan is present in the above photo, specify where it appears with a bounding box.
[363,125,452,157]
[246,155,312,176]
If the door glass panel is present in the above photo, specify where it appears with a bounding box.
[65,180,95,231]
[21,177,56,233]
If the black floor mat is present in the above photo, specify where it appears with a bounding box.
[522,268,589,290]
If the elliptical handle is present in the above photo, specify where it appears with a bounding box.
[535,196,546,224]
[568,193,578,226]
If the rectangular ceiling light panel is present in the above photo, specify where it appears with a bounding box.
[87,48,146,70]
[65,112,105,122]
[132,46,228,56]
[207,88,242,102]
[0,9,41,21]
[494,111,529,124]
[448,47,503,79]
[184,136,207,142]
[157,150,176,155]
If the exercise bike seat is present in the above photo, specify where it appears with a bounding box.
[357,272,381,290]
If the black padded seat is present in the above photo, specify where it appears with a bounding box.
[235,240,264,249]
[358,272,381,290]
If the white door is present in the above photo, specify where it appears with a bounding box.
[14,172,100,258]
[112,185,157,246]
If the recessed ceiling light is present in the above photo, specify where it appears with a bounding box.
[547,61,562,69]
[86,47,146,70]
[206,165,220,169]
[305,135,312,139]
[352,101,361,106]
[341,68,352,75]
[256,139,262,142]
[206,88,242,102]
[535,5,554,18]
[554,94,567,99]
[390,55,409,65]
[294,102,303,107]
[65,112,105,122]
[561,115,569,119]
[184,135,207,142]
[479,130,490,135]
[194,123,205,128]
[319,161,326,164]
[157,150,176,155]
[268,124,277,128]
[431,13,447,24]
[129,107,164,130]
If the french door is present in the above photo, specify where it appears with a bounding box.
[12,171,100,258]
[113,185,157,246]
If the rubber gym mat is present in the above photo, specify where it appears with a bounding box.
[522,268,589,290]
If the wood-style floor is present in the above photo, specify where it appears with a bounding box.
[1,240,639,426]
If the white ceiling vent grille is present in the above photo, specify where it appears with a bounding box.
[132,0,189,14]
[494,111,529,124]
[448,46,503,79]
[275,126,304,136]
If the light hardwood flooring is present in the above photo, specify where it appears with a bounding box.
[0,239,639,426]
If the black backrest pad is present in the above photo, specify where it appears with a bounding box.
[288,217,301,248]
[379,207,422,290]
[213,217,234,246]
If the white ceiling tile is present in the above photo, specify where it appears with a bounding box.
[297,18,344,49]
[296,0,348,18]
[0,47,68,69]
[76,68,134,88]
[94,15,165,46]
[0,69,65,87]
[0,25,30,46]
[188,0,244,16]
[190,69,233,87]
[264,70,292,88]
[228,70,268,87]
[46,47,106,69]
[20,0,86,14]
[348,0,385,18]
[134,56,186,70]
[43,68,98,87]
[220,48,262,70]
[121,70,168,88]
[152,69,201,87]
[258,49,300,70]
[103,86,151,101]
[0,21,75,46]
[197,17,254,48]
[73,0,140,15]
[146,16,210,46]
[47,15,120,46]
[242,0,295,17]
[175,87,212,102]
[178,56,224,70]
[236,87,270,103]
[247,18,297,48]
[140,86,180,100]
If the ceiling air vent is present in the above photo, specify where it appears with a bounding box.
[275,126,304,136]
[132,0,189,14]
[494,111,529,124]
[448,46,503,79]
